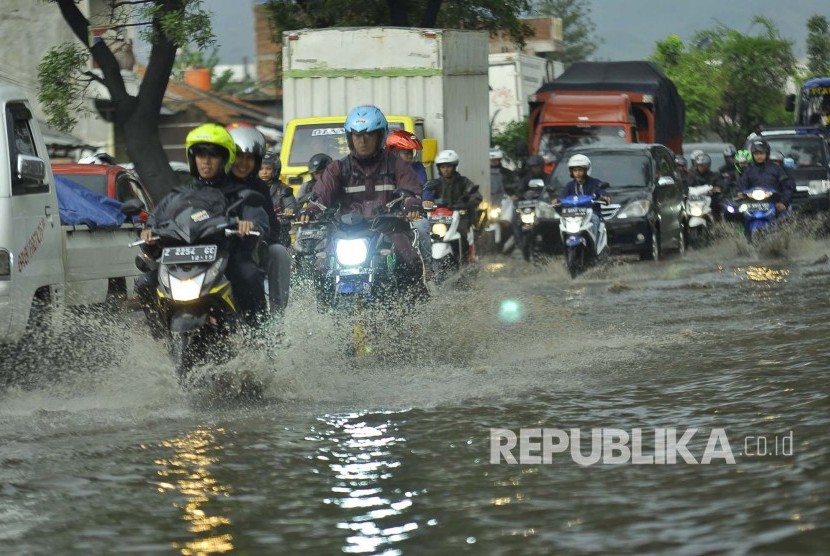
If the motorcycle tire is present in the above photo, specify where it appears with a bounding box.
[171,332,195,386]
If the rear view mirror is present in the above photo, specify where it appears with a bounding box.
[658,176,675,187]
[16,154,46,184]
[528,179,545,189]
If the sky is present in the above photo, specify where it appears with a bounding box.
[147,0,830,66]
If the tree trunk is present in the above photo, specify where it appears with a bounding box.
[421,0,442,27]
[387,0,410,26]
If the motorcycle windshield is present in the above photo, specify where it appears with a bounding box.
[154,208,228,245]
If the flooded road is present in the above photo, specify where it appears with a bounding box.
[1,226,829,554]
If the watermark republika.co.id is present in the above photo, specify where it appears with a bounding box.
[490,428,795,465]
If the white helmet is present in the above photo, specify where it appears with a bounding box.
[567,154,591,174]
[489,146,504,160]
[435,149,460,166]
[78,152,115,165]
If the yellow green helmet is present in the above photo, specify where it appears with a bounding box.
[185,123,237,177]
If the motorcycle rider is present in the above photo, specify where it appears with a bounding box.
[387,130,428,184]
[259,149,297,247]
[734,149,752,176]
[737,139,795,213]
[301,105,426,287]
[674,155,692,189]
[489,146,518,199]
[298,153,332,199]
[136,123,271,330]
[515,154,550,198]
[718,144,737,189]
[689,152,724,218]
[226,124,293,315]
[424,149,483,232]
[557,154,610,241]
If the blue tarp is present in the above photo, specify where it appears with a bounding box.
[55,175,126,229]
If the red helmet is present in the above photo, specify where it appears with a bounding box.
[385,130,422,154]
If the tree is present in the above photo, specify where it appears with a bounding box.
[536,0,600,66]
[650,18,795,146]
[491,117,529,169]
[263,0,534,48]
[806,14,830,77]
[38,0,214,202]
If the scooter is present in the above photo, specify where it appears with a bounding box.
[722,186,781,241]
[685,184,714,247]
[427,201,477,284]
[123,192,264,386]
[516,179,547,262]
[554,194,608,278]
[484,195,516,255]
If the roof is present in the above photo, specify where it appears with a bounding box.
[134,65,282,128]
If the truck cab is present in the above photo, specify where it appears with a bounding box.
[280,115,437,192]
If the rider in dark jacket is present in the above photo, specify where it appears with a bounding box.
[136,123,270,330]
[737,139,795,212]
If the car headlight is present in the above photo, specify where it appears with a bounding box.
[807,179,830,196]
[748,189,771,201]
[616,200,650,219]
[335,238,369,266]
[431,222,449,237]
[489,207,501,219]
[520,211,536,225]
[170,273,205,301]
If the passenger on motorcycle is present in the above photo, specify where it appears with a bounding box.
[136,123,271,328]
[737,139,795,213]
[227,125,293,315]
[557,154,610,240]
[718,144,738,189]
[259,149,297,247]
[298,153,332,199]
[734,149,752,176]
[302,105,426,284]
[386,130,427,184]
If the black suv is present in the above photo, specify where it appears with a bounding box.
[550,144,687,261]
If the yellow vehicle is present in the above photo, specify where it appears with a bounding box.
[280,115,437,193]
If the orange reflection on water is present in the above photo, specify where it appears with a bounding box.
[153,426,233,555]
[737,266,790,284]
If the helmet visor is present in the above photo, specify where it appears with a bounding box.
[191,144,226,158]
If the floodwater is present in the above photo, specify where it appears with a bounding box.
[1,221,829,555]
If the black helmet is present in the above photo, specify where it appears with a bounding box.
[526,154,545,167]
[308,152,332,174]
[749,139,771,155]
[693,153,711,168]
[263,150,281,173]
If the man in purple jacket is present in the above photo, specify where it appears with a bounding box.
[305,105,425,280]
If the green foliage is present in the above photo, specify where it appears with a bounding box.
[263,0,534,47]
[536,0,600,66]
[137,0,214,49]
[806,14,830,77]
[650,18,796,146]
[492,117,530,166]
[37,44,90,132]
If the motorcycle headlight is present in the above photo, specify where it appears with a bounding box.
[431,222,449,237]
[520,211,536,225]
[489,207,501,220]
[335,238,369,266]
[749,189,771,201]
[616,200,650,219]
[688,203,705,217]
[169,273,205,302]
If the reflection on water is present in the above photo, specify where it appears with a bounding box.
[315,412,419,554]
[152,426,233,555]
[737,265,790,284]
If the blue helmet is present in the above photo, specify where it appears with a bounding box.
[344,105,388,151]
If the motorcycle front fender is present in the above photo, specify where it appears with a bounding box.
[170,310,209,334]
[432,242,453,260]
[688,216,709,228]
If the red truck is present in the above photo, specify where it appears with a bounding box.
[528,61,685,170]
[51,163,155,211]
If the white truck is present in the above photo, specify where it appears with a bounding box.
[0,84,142,345]
[280,27,491,203]
[488,52,559,134]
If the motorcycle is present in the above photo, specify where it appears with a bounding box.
[722,186,781,241]
[426,185,479,284]
[554,194,609,278]
[123,192,265,386]
[298,190,426,355]
[484,195,517,255]
[685,184,714,246]
[516,179,548,262]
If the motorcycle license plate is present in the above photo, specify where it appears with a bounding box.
[746,202,772,211]
[161,245,218,264]
[517,200,537,209]
[560,207,588,217]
